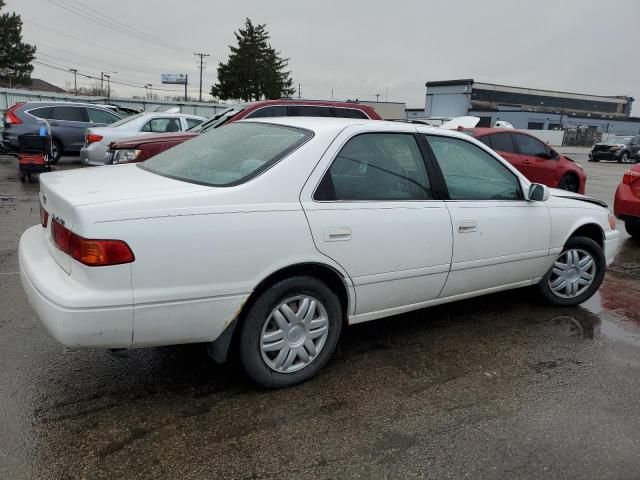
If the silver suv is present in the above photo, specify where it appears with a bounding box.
[2,101,122,163]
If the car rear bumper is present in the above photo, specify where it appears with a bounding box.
[19,224,249,349]
[19,225,134,348]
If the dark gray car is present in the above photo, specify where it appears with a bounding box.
[589,135,640,163]
[2,102,122,163]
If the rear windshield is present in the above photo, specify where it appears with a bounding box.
[139,122,312,186]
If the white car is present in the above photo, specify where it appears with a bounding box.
[79,112,206,165]
[20,118,620,387]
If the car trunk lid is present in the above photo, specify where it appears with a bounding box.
[39,166,209,273]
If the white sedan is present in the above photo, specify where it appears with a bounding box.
[20,118,620,387]
[79,112,206,165]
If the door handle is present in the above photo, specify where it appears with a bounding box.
[458,221,477,233]
[324,227,352,242]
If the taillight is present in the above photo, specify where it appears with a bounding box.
[40,204,48,228]
[622,169,640,186]
[5,103,23,124]
[86,133,103,144]
[51,219,134,266]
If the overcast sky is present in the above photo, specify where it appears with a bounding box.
[7,0,640,113]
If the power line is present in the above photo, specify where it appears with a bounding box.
[194,52,210,102]
[22,17,156,64]
[48,0,192,54]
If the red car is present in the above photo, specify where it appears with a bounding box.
[105,99,382,164]
[463,128,586,194]
[614,164,640,238]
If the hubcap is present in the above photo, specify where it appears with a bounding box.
[260,295,329,374]
[548,249,596,299]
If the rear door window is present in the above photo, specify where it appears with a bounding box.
[140,117,182,133]
[489,132,517,153]
[315,133,432,201]
[28,107,54,120]
[87,108,120,124]
[53,106,87,122]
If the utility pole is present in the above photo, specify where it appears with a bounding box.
[298,83,301,99]
[69,69,78,95]
[101,71,116,97]
[184,74,188,102]
[193,52,210,102]
[104,74,111,100]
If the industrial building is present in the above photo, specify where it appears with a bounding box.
[407,79,640,144]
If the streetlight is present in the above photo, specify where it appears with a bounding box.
[103,74,114,100]
[69,68,78,95]
[101,71,116,96]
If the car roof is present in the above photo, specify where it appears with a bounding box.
[241,116,471,139]
[21,101,114,110]
[135,112,205,118]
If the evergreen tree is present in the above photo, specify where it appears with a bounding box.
[0,0,36,87]
[211,18,294,101]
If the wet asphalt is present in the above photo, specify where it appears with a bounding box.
[1,150,640,479]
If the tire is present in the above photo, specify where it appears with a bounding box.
[19,172,26,182]
[238,276,343,388]
[50,139,62,164]
[618,152,628,164]
[591,158,600,162]
[557,174,580,193]
[539,236,606,307]
[626,220,640,238]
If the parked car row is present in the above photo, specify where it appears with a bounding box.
[20,117,620,387]
[104,99,382,164]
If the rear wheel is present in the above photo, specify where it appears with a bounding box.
[626,220,640,238]
[557,174,580,192]
[238,276,342,388]
[50,139,62,164]
[539,236,605,306]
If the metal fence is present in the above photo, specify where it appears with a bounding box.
[0,87,230,117]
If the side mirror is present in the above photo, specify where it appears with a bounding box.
[528,183,550,202]
[535,152,552,160]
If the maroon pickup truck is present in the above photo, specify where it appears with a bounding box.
[105,99,382,164]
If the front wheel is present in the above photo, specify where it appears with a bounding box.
[539,236,606,306]
[618,152,629,164]
[238,276,342,388]
[557,174,580,192]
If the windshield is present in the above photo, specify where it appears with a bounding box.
[604,136,632,145]
[140,122,312,187]
[187,108,244,133]
[109,113,143,128]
